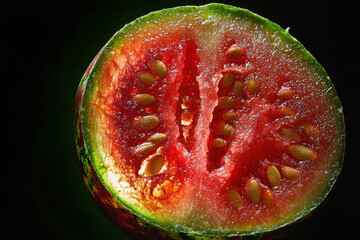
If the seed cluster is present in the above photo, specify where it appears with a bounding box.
[212,46,245,148]
[238,110,319,206]
[130,59,182,199]
[132,60,168,178]
[208,46,247,171]
[215,46,321,207]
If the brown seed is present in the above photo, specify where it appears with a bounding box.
[216,121,234,136]
[212,138,227,149]
[132,115,160,130]
[227,189,242,208]
[246,179,261,204]
[279,107,295,116]
[288,144,317,161]
[302,123,320,138]
[139,154,165,177]
[233,80,244,97]
[148,133,167,145]
[222,110,237,123]
[133,93,155,106]
[277,88,294,100]
[149,60,167,78]
[226,46,244,59]
[138,72,156,85]
[280,128,302,143]
[262,189,274,207]
[219,96,234,109]
[134,142,155,156]
[282,166,299,180]
[220,73,234,89]
[266,165,281,187]
[247,78,259,93]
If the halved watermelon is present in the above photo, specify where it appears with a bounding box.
[74,3,345,239]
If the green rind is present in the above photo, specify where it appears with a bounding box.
[78,3,345,238]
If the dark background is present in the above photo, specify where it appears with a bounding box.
[5,0,358,239]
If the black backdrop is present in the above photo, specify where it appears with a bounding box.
[6,0,358,239]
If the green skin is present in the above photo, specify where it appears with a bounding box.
[74,3,345,239]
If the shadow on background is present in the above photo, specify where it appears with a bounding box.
[6,0,357,239]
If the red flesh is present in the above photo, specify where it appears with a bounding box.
[90,26,339,229]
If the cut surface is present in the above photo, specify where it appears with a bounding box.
[79,4,344,237]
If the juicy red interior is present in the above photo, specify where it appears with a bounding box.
[96,23,339,228]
